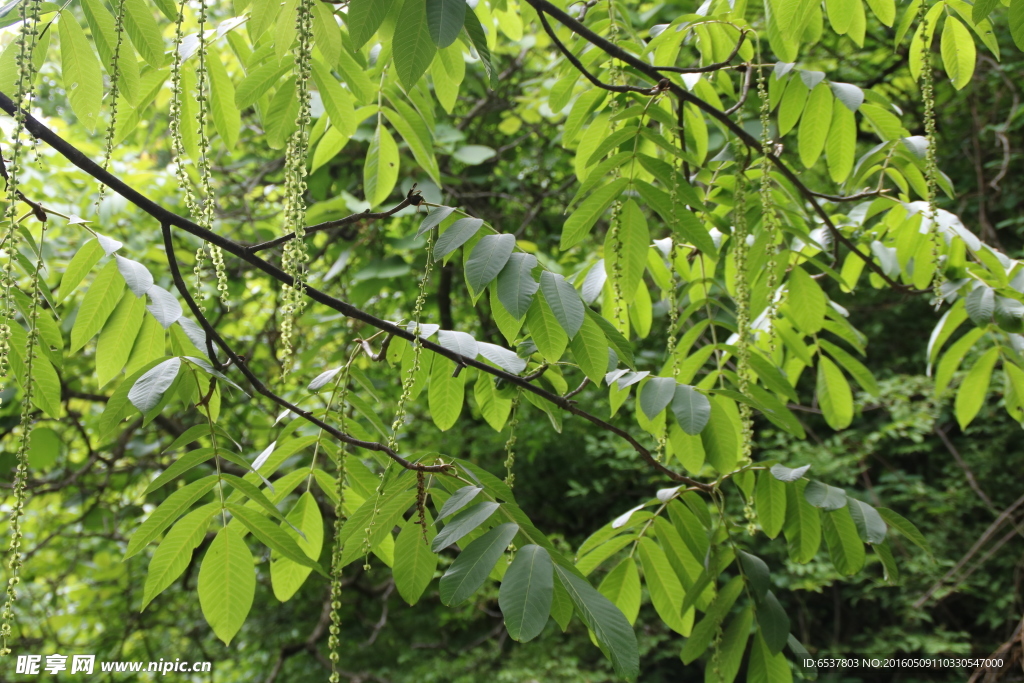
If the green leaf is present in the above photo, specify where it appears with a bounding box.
[70,259,125,353]
[426,0,465,48]
[713,605,754,683]
[784,480,821,564]
[553,564,639,680]
[496,253,539,320]
[874,540,900,584]
[452,144,496,165]
[500,544,554,642]
[1009,0,1024,50]
[58,238,104,303]
[235,57,294,109]
[605,199,649,305]
[788,634,819,680]
[588,309,634,368]
[126,315,166,376]
[122,0,165,67]
[540,271,585,338]
[681,575,744,663]
[312,59,354,137]
[973,0,1000,24]
[637,537,690,635]
[778,75,808,136]
[568,313,608,384]
[798,82,833,168]
[198,527,255,645]
[338,488,418,566]
[784,267,825,333]
[935,328,985,394]
[954,345,999,429]
[268,492,324,600]
[128,357,182,412]
[598,556,641,625]
[58,13,103,132]
[804,480,847,510]
[394,0,436,88]
[527,293,568,362]
[819,339,879,397]
[435,217,484,258]
[428,356,466,431]
[560,178,629,250]
[877,507,932,555]
[756,590,790,655]
[348,0,395,48]
[382,103,441,184]
[756,471,787,538]
[700,396,739,474]
[80,0,140,105]
[826,103,856,184]
[640,376,675,420]
[393,513,438,605]
[146,285,182,328]
[226,503,326,576]
[822,506,866,575]
[142,505,217,610]
[671,384,711,435]
[770,463,810,482]
[738,551,770,601]
[437,485,483,520]
[466,234,516,293]
[816,356,854,430]
[826,0,855,33]
[220,474,286,522]
[432,501,500,551]
[440,522,518,605]
[462,6,493,84]
[747,630,794,683]
[96,291,147,386]
[248,0,281,40]
[474,373,512,431]
[124,474,219,559]
[941,16,976,90]
[207,45,240,149]
[144,448,216,495]
[363,123,400,207]
[847,498,887,544]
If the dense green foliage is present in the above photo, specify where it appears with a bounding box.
[0,0,1021,680]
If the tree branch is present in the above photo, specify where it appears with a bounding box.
[247,194,419,254]
[0,91,705,489]
[524,0,919,292]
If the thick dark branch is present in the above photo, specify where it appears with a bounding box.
[0,91,704,489]
[536,12,663,95]
[247,194,418,253]
[526,0,917,292]
[651,30,749,74]
[161,222,450,473]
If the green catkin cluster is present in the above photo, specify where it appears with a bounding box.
[95,0,127,210]
[361,232,435,565]
[607,202,627,332]
[504,390,522,487]
[755,61,780,355]
[326,367,351,683]
[195,0,230,308]
[168,0,209,312]
[0,0,44,657]
[277,0,316,376]
[731,160,754,465]
[917,7,945,303]
[169,1,199,220]
[0,228,44,656]
[415,471,428,541]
